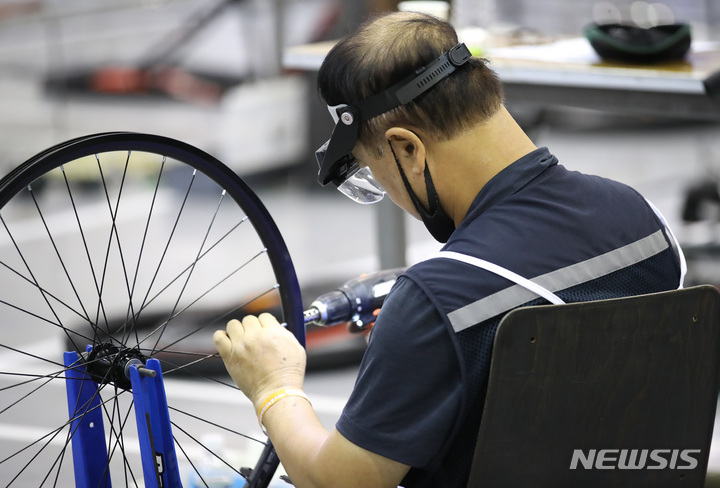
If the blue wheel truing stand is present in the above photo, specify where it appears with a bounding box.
[64,348,182,488]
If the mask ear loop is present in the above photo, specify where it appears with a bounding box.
[421,160,442,216]
[387,140,440,217]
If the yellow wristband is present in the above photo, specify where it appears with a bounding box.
[257,388,310,434]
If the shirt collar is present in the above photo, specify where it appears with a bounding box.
[463,147,558,220]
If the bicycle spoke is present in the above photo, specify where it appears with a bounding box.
[43,407,107,488]
[0,343,144,394]
[156,352,222,376]
[0,299,96,347]
[103,388,140,487]
[0,371,87,394]
[97,152,152,355]
[161,361,239,390]
[0,215,84,353]
[93,154,133,345]
[27,186,94,334]
[129,167,198,344]
[171,420,247,478]
[50,444,69,488]
[174,437,209,487]
[0,373,65,416]
[0,259,101,337]
[9,384,123,485]
[58,165,113,342]
[141,254,274,355]
[168,405,265,446]
[150,188,227,353]
[125,156,167,349]
[4,422,69,486]
[116,218,251,347]
[1,378,120,480]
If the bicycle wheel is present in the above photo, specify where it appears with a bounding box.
[0,132,304,487]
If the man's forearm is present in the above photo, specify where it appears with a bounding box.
[262,396,409,488]
[262,395,330,488]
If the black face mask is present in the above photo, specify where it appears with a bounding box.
[388,143,456,243]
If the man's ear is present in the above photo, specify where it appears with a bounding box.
[386,127,425,175]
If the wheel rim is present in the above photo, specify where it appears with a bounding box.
[0,132,303,487]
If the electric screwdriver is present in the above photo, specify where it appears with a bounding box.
[303,268,405,333]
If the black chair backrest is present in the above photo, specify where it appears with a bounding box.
[467,285,720,488]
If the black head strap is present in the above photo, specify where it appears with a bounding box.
[357,43,472,121]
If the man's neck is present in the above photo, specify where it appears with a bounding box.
[432,107,538,226]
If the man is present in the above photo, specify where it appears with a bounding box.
[214,11,684,488]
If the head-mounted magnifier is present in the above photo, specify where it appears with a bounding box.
[315,42,472,204]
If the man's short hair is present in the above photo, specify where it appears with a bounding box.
[317,11,505,156]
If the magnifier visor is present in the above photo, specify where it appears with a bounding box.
[337,165,386,204]
[315,129,385,204]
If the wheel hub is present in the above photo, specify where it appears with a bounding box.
[83,343,154,390]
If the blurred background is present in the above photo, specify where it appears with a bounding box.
[454,0,720,39]
[1,0,720,484]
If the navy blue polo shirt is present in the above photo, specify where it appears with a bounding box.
[336,148,681,487]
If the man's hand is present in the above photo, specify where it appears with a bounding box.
[213,313,306,409]
[214,313,411,487]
